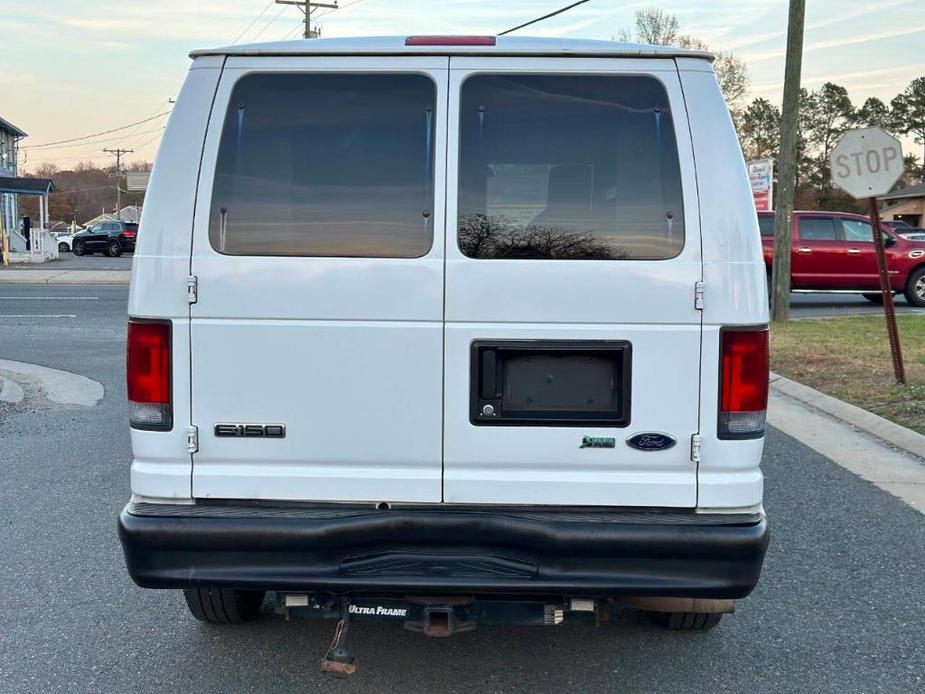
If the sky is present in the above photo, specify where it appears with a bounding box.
[2,0,924,171]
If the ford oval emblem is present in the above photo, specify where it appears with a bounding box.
[626,432,676,451]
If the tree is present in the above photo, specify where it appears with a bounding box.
[855,97,891,129]
[619,9,749,110]
[632,8,679,45]
[891,77,925,178]
[801,82,854,191]
[739,98,781,161]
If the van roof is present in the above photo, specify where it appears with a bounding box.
[190,35,714,61]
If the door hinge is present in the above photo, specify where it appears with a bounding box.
[186,425,199,454]
[694,281,704,310]
[691,434,702,464]
[187,275,198,304]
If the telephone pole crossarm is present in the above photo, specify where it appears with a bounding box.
[275,0,338,39]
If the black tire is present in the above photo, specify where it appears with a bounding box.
[904,266,925,308]
[106,239,122,257]
[182,588,265,624]
[653,611,723,631]
[72,241,85,256]
[58,241,69,253]
[862,292,884,304]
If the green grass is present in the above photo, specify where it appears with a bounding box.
[771,316,925,434]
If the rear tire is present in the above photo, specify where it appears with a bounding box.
[862,292,884,304]
[58,241,69,253]
[72,241,85,256]
[107,239,122,257]
[182,588,265,624]
[904,267,925,307]
[653,611,723,630]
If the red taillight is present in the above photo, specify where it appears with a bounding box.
[405,35,496,46]
[127,320,172,430]
[122,231,136,238]
[719,328,769,438]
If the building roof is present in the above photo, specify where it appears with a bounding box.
[0,116,27,139]
[879,182,925,201]
[0,176,53,195]
[191,35,714,61]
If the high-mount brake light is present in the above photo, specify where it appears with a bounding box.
[718,328,769,439]
[127,320,172,430]
[405,36,497,46]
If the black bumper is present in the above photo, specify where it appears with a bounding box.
[118,503,769,599]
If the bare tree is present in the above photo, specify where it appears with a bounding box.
[619,10,749,110]
[633,8,679,45]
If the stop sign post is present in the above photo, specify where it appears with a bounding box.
[830,127,906,384]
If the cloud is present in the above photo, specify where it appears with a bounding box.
[741,25,925,62]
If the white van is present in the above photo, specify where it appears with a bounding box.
[119,35,769,667]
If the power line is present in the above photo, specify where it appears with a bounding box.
[28,124,167,151]
[281,21,304,40]
[132,128,166,153]
[250,5,288,42]
[499,0,591,36]
[314,0,364,19]
[232,0,276,43]
[23,111,172,149]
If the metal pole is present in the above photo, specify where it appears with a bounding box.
[770,0,805,322]
[867,197,906,384]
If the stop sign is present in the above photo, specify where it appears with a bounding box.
[830,127,904,199]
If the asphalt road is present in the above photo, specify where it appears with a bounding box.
[1,285,923,693]
[789,292,925,319]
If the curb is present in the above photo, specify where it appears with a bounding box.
[770,372,925,461]
[0,271,130,285]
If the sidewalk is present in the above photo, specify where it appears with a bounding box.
[769,374,925,514]
[0,268,130,285]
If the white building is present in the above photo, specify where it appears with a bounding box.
[0,116,26,238]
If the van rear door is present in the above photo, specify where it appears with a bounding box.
[443,58,702,506]
[189,57,448,502]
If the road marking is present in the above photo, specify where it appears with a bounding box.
[1,314,78,318]
[0,360,104,407]
[0,296,99,300]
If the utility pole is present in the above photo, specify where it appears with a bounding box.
[103,148,133,214]
[770,0,805,322]
[276,0,337,39]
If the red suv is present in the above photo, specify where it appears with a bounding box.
[759,211,925,307]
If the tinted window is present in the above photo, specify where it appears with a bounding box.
[210,73,436,257]
[458,75,684,260]
[758,216,775,237]
[798,217,836,241]
[841,219,873,243]
[103,222,119,231]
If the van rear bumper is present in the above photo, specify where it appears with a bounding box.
[118,502,769,599]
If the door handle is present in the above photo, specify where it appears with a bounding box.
[847,248,862,255]
[797,247,812,254]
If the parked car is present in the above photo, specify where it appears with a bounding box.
[759,211,925,307]
[118,36,770,657]
[71,221,138,257]
[52,230,78,253]
[895,227,925,242]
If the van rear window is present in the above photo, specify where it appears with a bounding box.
[457,74,685,260]
[209,73,436,258]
